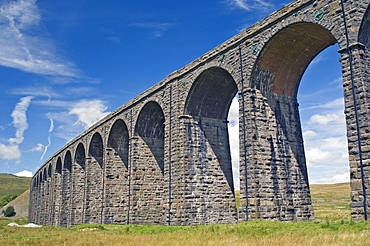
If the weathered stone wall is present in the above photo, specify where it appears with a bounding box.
[29,0,370,226]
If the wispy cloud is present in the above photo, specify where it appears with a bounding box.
[8,96,33,145]
[39,116,53,161]
[0,0,80,78]
[227,0,273,11]
[9,85,59,99]
[130,22,174,38]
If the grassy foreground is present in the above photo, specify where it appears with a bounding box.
[1,182,367,245]
[0,218,369,246]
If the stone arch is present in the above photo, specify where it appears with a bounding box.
[45,163,52,225]
[55,157,62,174]
[72,143,87,225]
[108,119,129,168]
[105,119,130,224]
[47,164,52,179]
[359,5,370,84]
[185,66,238,119]
[53,157,62,226]
[359,5,370,49]
[75,143,86,170]
[131,101,166,224]
[242,22,339,221]
[251,22,337,97]
[181,66,238,224]
[61,151,72,226]
[135,101,165,173]
[86,133,104,224]
[350,4,370,221]
[89,132,104,168]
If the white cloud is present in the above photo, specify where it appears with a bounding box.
[228,97,240,190]
[303,130,317,139]
[0,0,79,77]
[29,143,44,152]
[69,99,110,129]
[311,171,349,184]
[0,144,21,160]
[306,148,338,166]
[14,170,33,177]
[8,96,33,145]
[309,112,344,125]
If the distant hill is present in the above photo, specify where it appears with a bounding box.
[0,173,31,198]
[0,189,29,218]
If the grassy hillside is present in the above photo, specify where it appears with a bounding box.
[0,190,29,218]
[310,183,351,221]
[0,174,31,198]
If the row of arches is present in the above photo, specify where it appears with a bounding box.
[29,3,370,224]
[29,101,167,226]
[29,66,239,225]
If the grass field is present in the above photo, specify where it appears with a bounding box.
[0,182,368,246]
[0,218,368,245]
[310,183,351,221]
[0,174,31,198]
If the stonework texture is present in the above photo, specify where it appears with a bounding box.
[29,0,370,226]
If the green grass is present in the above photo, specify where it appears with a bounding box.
[0,218,369,245]
[310,183,351,221]
[0,182,365,245]
[0,174,31,198]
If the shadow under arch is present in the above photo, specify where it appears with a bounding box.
[184,66,238,193]
[61,151,72,227]
[108,119,129,168]
[135,101,165,174]
[73,143,86,225]
[252,22,337,97]
[246,22,338,220]
[359,5,370,49]
[75,143,86,170]
[56,157,62,174]
[89,132,104,168]
[47,164,52,179]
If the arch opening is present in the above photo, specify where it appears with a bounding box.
[298,43,350,220]
[72,143,86,225]
[184,67,238,192]
[56,157,62,174]
[248,22,350,221]
[75,143,86,170]
[108,119,129,168]
[135,101,165,173]
[89,133,104,168]
[182,67,238,224]
[359,6,370,49]
[47,164,52,179]
[185,67,238,119]
[64,151,72,172]
[252,22,337,97]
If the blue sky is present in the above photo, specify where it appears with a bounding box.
[0,0,348,186]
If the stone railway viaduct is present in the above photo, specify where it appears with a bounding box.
[29,0,370,226]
